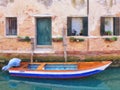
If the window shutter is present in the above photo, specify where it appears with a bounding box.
[100,17,105,36]
[82,17,88,36]
[67,17,72,36]
[114,17,120,36]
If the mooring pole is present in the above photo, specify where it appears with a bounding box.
[62,26,67,62]
[30,38,34,63]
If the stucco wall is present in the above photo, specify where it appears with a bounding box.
[0,0,120,55]
[89,0,120,51]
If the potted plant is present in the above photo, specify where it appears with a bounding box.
[105,30,112,35]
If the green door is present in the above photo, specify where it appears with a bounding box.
[36,18,52,45]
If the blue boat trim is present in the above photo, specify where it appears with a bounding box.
[10,70,102,79]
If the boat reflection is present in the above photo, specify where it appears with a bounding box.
[0,71,110,90]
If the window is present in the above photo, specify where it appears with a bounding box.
[100,17,120,36]
[67,17,88,36]
[6,17,17,36]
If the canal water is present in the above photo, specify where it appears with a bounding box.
[0,68,120,90]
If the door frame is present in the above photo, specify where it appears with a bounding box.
[35,17,52,48]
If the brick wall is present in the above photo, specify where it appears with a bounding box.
[0,0,120,56]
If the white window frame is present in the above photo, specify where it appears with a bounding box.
[5,17,18,38]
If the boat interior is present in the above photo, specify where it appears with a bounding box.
[9,61,111,71]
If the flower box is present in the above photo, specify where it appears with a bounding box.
[17,36,31,42]
[69,37,84,42]
[104,37,118,42]
[52,37,63,42]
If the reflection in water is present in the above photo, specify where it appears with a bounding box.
[0,68,120,90]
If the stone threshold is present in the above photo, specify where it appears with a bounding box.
[34,48,55,53]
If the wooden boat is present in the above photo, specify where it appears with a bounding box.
[8,61,112,79]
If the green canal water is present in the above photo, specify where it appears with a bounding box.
[0,68,120,90]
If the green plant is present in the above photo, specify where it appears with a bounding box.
[52,37,63,42]
[17,36,31,42]
[69,37,84,42]
[24,36,31,42]
[105,30,112,35]
[104,37,118,42]
[69,37,76,42]
[76,38,84,42]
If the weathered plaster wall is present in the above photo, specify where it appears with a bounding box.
[0,0,120,55]
[89,0,120,51]
[0,0,87,53]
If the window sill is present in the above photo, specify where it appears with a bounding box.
[100,35,119,38]
[5,35,17,38]
[67,36,88,38]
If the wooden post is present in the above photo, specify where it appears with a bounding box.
[62,26,67,62]
[30,38,34,63]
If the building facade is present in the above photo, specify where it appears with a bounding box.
[0,0,120,56]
